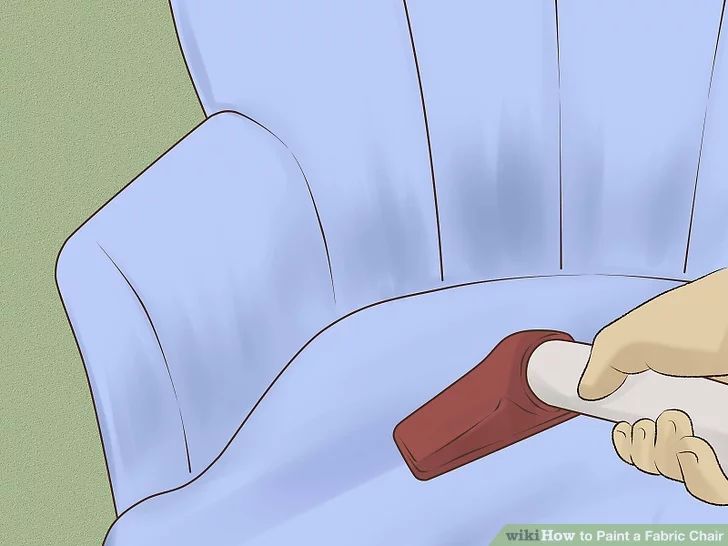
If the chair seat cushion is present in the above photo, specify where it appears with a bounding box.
[107,274,728,546]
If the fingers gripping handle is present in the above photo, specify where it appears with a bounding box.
[528,340,728,465]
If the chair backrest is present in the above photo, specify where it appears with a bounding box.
[173,0,728,296]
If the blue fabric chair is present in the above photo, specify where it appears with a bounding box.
[56,1,728,544]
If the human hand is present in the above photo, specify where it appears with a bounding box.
[611,410,728,505]
[577,268,728,505]
[578,268,728,401]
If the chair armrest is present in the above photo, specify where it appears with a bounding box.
[56,111,336,512]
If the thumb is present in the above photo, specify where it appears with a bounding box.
[577,334,632,401]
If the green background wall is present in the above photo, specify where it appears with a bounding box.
[1,2,202,543]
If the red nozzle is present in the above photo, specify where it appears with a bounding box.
[393,330,578,480]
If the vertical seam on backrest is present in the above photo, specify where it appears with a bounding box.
[683,0,727,274]
[554,0,564,271]
[402,0,445,282]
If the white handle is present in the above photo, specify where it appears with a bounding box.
[527,340,728,463]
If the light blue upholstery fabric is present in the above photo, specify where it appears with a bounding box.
[106,276,727,546]
[403,2,562,281]
[57,112,336,512]
[171,0,728,284]
[686,6,728,277]
[559,1,723,277]
[172,0,443,310]
[56,0,728,541]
